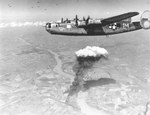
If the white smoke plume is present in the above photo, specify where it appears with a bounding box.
[0,21,46,28]
[75,46,108,58]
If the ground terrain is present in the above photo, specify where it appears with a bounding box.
[0,26,150,115]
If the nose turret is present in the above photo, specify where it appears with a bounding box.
[45,23,51,29]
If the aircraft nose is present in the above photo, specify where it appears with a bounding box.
[45,23,51,29]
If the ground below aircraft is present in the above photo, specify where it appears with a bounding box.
[45,10,150,36]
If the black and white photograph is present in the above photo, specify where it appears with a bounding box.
[0,0,150,115]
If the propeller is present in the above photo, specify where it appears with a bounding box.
[66,18,69,23]
[75,15,79,26]
[61,18,63,23]
[85,15,90,25]
[140,10,150,29]
[83,16,86,21]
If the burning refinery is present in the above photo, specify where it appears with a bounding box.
[66,46,109,99]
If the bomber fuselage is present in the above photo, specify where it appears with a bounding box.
[46,21,142,36]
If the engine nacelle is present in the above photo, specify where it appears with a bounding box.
[140,10,150,29]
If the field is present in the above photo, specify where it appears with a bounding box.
[0,26,150,115]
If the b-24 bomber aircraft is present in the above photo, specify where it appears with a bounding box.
[45,10,150,36]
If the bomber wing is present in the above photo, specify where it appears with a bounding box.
[78,12,139,28]
[101,12,139,25]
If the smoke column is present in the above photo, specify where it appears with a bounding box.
[66,46,109,98]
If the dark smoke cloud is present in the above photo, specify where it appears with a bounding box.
[66,46,109,98]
